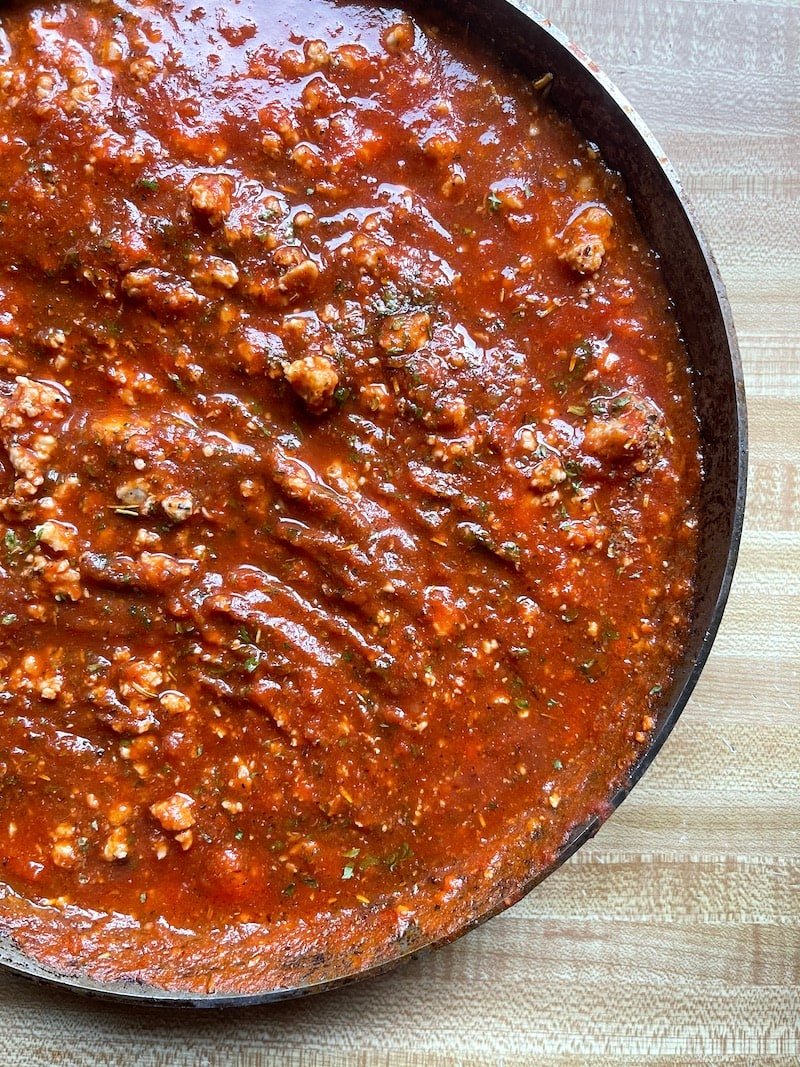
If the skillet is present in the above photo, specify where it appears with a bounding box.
[0,0,747,1005]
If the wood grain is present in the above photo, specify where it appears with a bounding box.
[0,1,797,1063]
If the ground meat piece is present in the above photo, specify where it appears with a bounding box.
[284,355,339,412]
[119,657,164,698]
[90,414,148,449]
[528,453,567,491]
[582,398,665,466]
[91,685,158,735]
[0,377,69,504]
[274,245,320,299]
[378,311,431,354]
[563,517,607,550]
[200,845,263,903]
[191,256,239,289]
[101,827,129,862]
[51,839,78,869]
[161,491,194,523]
[32,553,83,601]
[115,479,155,515]
[35,327,66,351]
[130,56,157,83]
[559,206,614,274]
[150,792,195,832]
[301,76,343,117]
[37,519,78,555]
[6,435,57,498]
[258,102,301,153]
[383,21,415,53]
[188,173,234,225]
[339,233,389,275]
[420,131,460,163]
[122,269,204,314]
[290,142,325,176]
[0,378,66,425]
[108,803,135,827]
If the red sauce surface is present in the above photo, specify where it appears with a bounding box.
[0,0,701,992]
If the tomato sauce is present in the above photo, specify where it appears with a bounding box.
[0,0,701,992]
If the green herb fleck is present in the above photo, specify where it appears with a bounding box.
[386,841,413,871]
[167,372,191,395]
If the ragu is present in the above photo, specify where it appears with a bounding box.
[0,0,700,992]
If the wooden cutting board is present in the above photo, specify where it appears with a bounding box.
[0,1,796,1063]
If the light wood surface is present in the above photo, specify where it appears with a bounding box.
[1,1,797,1063]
